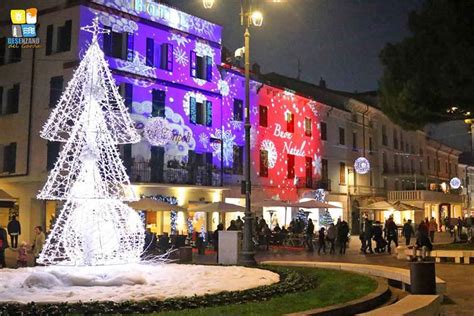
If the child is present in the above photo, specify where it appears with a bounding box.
[15,241,28,268]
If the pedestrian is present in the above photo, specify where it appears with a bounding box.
[227,220,238,231]
[305,219,315,251]
[373,221,386,253]
[213,223,224,261]
[7,216,21,249]
[14,241,28,268]
[418,220,429,239]
[235,216,244,230]
[326,223,336,254]
[385,216,398,254]
[402,219,415,245]
[363,218,374,254]
[457,217,464,239]
[32,226,45,266]
[428,217,438,243]
[337,220,349,254]
[0,224,9,268]
[317,227,326,255]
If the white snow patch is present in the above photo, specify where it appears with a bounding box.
[0,264,279,304]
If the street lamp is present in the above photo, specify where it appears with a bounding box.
[203,0,266,266]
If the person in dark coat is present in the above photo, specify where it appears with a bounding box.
[7,216,21,248]
[363,219,374,254]
[385,216,398,254]
[373,221,387,253]
[305,219,315,251]
[213,223,224,261]
[337,220,349,254]
[0,224,9,268]
[402,219,415,246]
[317,227,326,255]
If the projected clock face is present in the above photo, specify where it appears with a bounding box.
[450,177,461,189]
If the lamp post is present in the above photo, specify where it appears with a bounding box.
[203,0,265,265]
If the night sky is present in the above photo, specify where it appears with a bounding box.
[170,0,421,92]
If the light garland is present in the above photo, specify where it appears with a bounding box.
[37,18,144,266]
[144,117,173,146]
[354,157,371,175]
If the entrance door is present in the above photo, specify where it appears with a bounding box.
[351,200,360,234]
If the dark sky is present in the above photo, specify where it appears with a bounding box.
[170,0,421,92]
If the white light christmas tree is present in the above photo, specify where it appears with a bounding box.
[37,17,144,266]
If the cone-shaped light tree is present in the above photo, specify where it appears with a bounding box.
[37,17,144,266]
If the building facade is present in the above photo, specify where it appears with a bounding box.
[0,0,471,242]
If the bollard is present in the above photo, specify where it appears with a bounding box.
[410,261,436,294]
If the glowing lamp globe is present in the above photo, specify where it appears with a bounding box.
[144,117,172,147]
[203,0,214,9]
[450,177,461,189]
[354,157,370,175]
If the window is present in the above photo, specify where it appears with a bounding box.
[427,157,431,171]
[46,141,60,171]
[369,136,373,154]
[304,117,312,136]
[233,99,243,121]
[259,150,268,177]
[0,84,20,115]
[339,162,346,184]
[320,122,327,141]
[191,51,212,81]
[233,145,243,174]
[382,152,388,173]
[287,154,295,179]
[410,159,414,173]
[8,46,21,63]
[445,161,448,173]
[49,76,63,107]
[338,127,345,145]
[146,37,154,66]
[383,178,388,190]
[321,159,328,180]
[419,161,424,175]
[46,20,71,55]
[3,142,16,173]
[286,112,294,133]
[0,38,5,65]
[394,155,399,173]
[0,38,19,64]
[160,43,173,71]
[352,132,357,151]
[305,157,312,187]
[259,105,268,127]
[382,125,387,146]
[190,97,212,126]
[104,26,132,60]
[119,82,133,111]
[152,89,165,117]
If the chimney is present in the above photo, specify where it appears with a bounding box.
[319,77,326,88]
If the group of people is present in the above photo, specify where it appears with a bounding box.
[314,219,350,255]
[360,215,437,255]
[0,217,45,268]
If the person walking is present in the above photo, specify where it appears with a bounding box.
[7,216,21,249]
[317,227,326,255]
[457,217,464,240]
[213,223,224,262]
[428,217,438,243]
[337,220,349,254]
[363,218,374,254]
[326,223,336,254]
[385,216,398,254]
[0,224,9,268]
[305,219,315,251]
[32,226,45,266]
[402,219,415,246]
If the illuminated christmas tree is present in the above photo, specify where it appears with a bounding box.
[37,17,144,266]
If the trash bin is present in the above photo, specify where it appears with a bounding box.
[179,246,192,263]
[410,261,436,294]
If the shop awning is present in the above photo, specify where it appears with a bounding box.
[392,201,424,211]
[188,201,246,213]
[289,199,342,209]
[128,198,187,212]
[0,189,16,202]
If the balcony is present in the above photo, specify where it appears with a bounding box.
[388,190,463,203]
[130,161,243,187]
[348,185,386,196]
[295,178,331,191]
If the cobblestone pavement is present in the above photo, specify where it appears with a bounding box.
[2,232,473,315]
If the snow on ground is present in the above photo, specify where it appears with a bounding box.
[0,264,279,304]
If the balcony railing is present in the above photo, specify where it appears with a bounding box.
[130,161,243,186]
[348,185,386,196]
[388,190,463,203]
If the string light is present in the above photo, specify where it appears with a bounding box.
[354,157,370,175]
